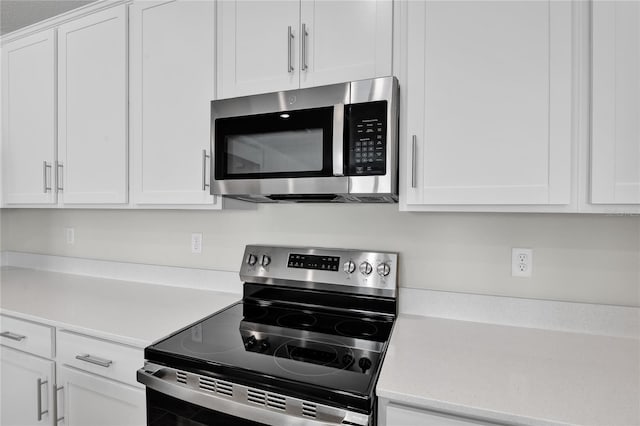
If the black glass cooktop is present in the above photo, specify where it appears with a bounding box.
[145,301,394,412]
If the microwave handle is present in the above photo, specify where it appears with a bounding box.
[332,103,344,177]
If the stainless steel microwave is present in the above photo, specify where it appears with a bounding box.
[210,77,399,203]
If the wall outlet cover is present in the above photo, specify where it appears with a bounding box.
[512,248,532,278]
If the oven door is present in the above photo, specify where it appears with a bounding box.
[146,388,265,426]
[138,364,371,426]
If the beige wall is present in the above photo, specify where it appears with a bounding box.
[1,206,639,307]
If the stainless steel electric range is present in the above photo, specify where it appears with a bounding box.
[137,245,398,425]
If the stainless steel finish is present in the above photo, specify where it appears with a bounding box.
[359,261,372,276]
[55,161,63,191]
[43,161,52,193]
[332,103,345,177]
[240,245,397,298]
[287,26,294,73]
[211,77,399,203]
[37,378,48,421]
[261,255,271,267]
[301,23,308,71]
[377,263,390,277]
[75,354,113,368]
[201,149,210,191]
[137,363,370,426]
[347,77,399,199]
[0,331,27,341]
[411,135,417,188]
[56,386,64,423]
[343,260,356,274]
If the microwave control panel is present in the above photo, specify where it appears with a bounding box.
[345,101,387,176]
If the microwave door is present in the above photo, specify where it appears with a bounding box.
[213,105,348,197]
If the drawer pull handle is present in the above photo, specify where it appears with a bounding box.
[37,378,48,421]
[0,331,27,341]
[75,354,113,368]
[56,386,64,423]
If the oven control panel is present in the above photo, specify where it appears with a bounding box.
[345,101,387,176]
[240,245,398,298]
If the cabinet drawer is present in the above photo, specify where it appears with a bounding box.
[57,330,144,388]
[0,315,54,358]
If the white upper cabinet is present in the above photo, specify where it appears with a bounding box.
[131,0,219,206]
[299,0,392,88]
[217,0,392,99]
[2,29,57,205]
[402,1,573,210]
[591,0,640,206]
[217,1,300,99]
[57,5,128,204]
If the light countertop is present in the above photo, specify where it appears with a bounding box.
[2,264,638,425]
[0,266,240,348]
[377,314,640,426]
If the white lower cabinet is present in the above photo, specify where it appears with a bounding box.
[1,315,147,426]
[56,330,146,426]
[56,365,145,426]
[379,399,501,426]
[0,347,55,426]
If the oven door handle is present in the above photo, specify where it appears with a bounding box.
[332,103,345,177]
[137,365,368,426]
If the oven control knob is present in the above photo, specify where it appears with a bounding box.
[377,263,391,277]
[261,255,271,267]
[247,254,257,266]
[358,357,372,373]
[244,335,257,349]
[260,339,270,352]
[343,261,356,274]
[359,261,373,276]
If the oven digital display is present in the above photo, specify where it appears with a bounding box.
[288,254,340,271]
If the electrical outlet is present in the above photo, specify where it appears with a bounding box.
[65,227,75,245]
[191,233,203,254]
[512,248,532,277]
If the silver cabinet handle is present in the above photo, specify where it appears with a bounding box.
[37,378,48,421]
[56,386,64,423]
[43,161,52,193]
[202,149,210,191]
[287,25,294,73]
[0,331,27,341]
[301,23,308,71]
[75,354,113,368]
[56,161,63,191]
[411,135,417,188]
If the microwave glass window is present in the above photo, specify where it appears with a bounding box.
[226,129,323,174]
[215,106,334,179]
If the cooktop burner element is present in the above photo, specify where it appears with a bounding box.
[276,312,317,328]
[335,319,379,338]
[138,245,398,426]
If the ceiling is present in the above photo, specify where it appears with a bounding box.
[1,0,96,36]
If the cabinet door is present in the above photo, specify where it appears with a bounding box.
[57,366,145,426]
[1,29,57,205]
[299,0,392,88]
[384,403,497,426]
[217,0,300,98]
[131,0,219,206]
[592,1,640,205]
[57,6,128,204]
[0,347,55,426]
[404,1,572,207]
